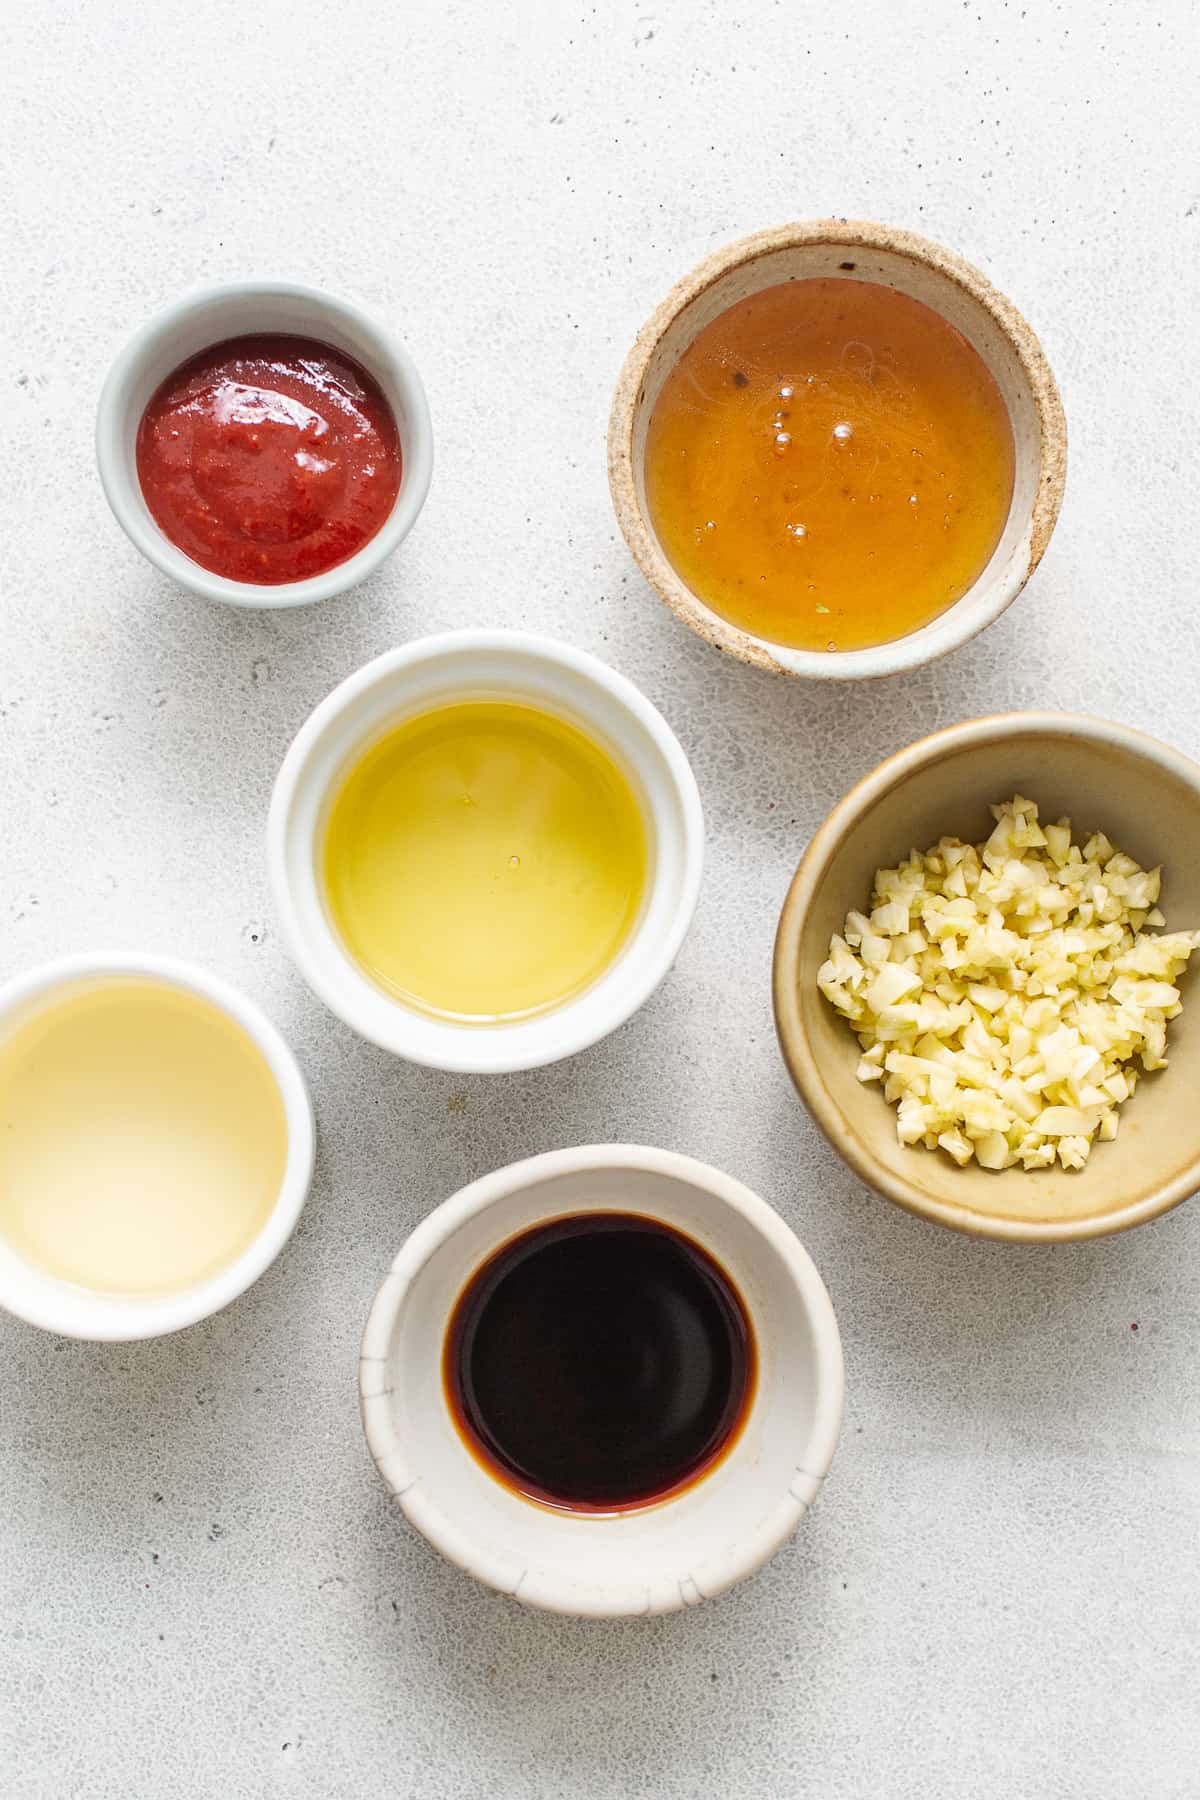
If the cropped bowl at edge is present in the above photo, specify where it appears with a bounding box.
[773,713,1200,1241]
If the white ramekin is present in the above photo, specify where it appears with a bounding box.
[95,279,433,609]
[0,952,315,1340]
[360,1145,844,1618]
[267,630,704,1074]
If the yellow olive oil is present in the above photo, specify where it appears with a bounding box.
[0,979,288,1295]
[322,701,649,1021]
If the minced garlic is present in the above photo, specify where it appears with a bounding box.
[817,795,1200,1172]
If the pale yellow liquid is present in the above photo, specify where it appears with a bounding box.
[322,701,649,1021]
[0,979,288,1295]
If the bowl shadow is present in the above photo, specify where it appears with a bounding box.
[351,1472,839,1789]
[766,1071,1200,1455]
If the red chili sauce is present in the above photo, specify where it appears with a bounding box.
[135,335,402,584]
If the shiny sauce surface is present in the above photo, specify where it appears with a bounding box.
[444,1212,755,1512]
[136,333,401,584]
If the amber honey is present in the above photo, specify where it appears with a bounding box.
[644,278,1015,652]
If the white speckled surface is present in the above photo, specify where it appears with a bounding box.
[2,2,1199,1794]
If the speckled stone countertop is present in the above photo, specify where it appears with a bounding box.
[2,3,1199,1796]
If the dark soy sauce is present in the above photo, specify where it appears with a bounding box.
[444,1213,755,1512]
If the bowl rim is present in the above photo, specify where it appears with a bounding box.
[358,1143,845,1617]
[95,277,434,611]
[266,629,705,1074]
[0,950,316,1339]
[608,218,1067,681]
[773,711,1200,1242]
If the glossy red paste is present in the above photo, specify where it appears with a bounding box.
[136,334,402,585]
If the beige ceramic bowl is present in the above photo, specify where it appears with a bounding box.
[609,220,1067,680]
[773,714,1200,1241]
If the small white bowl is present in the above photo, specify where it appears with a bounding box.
[0,952,315,1340]
[360,1145,844,1617]
[267,630,704,1073]
[95,279,433,609]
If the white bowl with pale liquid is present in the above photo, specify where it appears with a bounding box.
[268,631,704,1073]
[0,952,314,1340]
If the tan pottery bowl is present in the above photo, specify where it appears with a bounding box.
[773,714,1200,1240]
[609,220,1067,681]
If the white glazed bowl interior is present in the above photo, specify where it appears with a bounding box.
[0,953,315,1341]
[621,225,1059,679]
[95,280,433,609]
[268,632,704,1073]
[360,1146,844,1617]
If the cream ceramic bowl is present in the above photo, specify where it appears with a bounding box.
[360,1145,844,1617]
[0,952,315,1340]
[268,631,703,1073]
[96,279,433,609]
[774,714,1200,1241]
[609,220,1066,680]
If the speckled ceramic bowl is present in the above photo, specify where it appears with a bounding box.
[360,1145,844,1617]
[609,220,1067,680]
[774,713,1200,1241]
